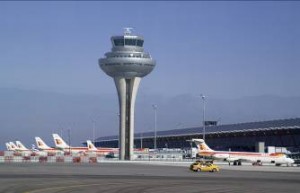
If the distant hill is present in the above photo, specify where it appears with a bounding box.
[0,88,300,149]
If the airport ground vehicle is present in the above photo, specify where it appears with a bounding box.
[190,161,220,172]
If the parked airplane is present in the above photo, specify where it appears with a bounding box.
[191,139,295,166]
[5,143,15,151]
[86,140,148,157]
[35,137,63,155]
[52,133,88,154]
[86,140,118,156]
[15,141,31,151]
[6,141,25,155]
[7,141,46,156]
[9,142,18,151]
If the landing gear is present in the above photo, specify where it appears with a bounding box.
[252,162,262,166]
[232,161,242,166]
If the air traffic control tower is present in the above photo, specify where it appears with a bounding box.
[98,28,156,160]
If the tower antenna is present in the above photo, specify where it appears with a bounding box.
[124,27,133,35]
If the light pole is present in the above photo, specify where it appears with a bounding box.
[67,129,71,154]
[60,128,63,139]
[200,94,206,141]
[140,132,143,149]
[152,104,157,150]
[92,119,96,145]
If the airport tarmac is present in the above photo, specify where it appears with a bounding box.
[0,162,299,193]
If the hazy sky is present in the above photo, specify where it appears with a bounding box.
[1,1,300,148]
[0,1,299,99]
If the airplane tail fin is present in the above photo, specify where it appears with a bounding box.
[191,139,214,152]
[5,143,12,151]
[52,133,70,149]
[16,141,29,151]
[35,137,51,150]
[9,142,18,151]
[87,140,97,151]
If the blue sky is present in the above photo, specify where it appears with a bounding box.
[0,1,299,99]
[0,1,300,148]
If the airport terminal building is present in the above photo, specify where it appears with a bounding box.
[94,118,300,154]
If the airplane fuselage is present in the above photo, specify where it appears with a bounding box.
[59,147,88,154]
[200,150,294,165]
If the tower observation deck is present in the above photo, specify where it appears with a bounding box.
[98,28,156,160]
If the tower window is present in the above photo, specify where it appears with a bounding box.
[114,38,124,46]
[125,38,136,46]
[114,38,143,47]
[137,40,144,47]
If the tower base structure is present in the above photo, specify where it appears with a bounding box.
[114,77,141,160]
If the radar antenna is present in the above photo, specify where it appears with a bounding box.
[124,27,133,35]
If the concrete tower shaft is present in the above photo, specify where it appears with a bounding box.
[98,29,156,160]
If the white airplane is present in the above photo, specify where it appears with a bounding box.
[5,142,15,151]
[191,139,295,166]
[15,141,30,151]
[52,133,88,154]
[86,140,148,157]
[9,142,19,151]
[86,140,118,156]
[6,141,28,156]
[35,137,64,154]
[8,141,46,156]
